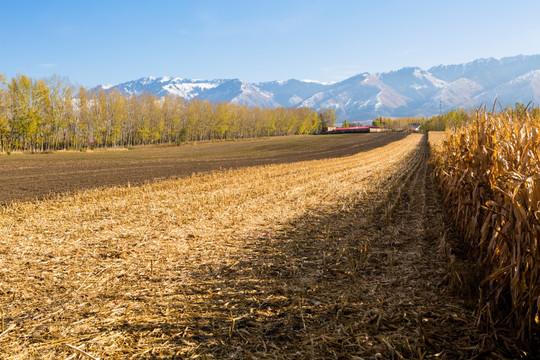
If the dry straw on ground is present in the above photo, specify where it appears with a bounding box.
[1,133,481,359]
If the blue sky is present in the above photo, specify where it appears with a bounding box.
[2,0,540,87]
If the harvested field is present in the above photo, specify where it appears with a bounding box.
[1,133,494,359]
[427,131,445,145]
[0,133,406,204]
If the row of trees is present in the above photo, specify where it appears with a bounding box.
[420,109,472,131]
[371,104,540,132]
[371,110,484,132]
[371,115,427,130]
[421,104,540,131]
[371,109,490,131]
[0,74,336,152]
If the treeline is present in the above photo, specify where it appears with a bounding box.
[424,105,540,131]
[0,74,336,152]
[372,115,427,130]
[372,104,540,132]
[421,108,473,131]
[371,110,472,131]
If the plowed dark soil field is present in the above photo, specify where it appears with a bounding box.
[0,133,406,204]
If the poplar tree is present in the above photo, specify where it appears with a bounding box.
[0,74,8,151]
[0,73,329,152]
[317,109,337,130]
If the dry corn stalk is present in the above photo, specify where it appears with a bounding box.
[431,108,540,350]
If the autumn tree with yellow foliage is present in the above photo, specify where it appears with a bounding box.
[0,73,328,152]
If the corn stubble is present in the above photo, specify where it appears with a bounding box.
[431,109,540,353]
[0,135,427,359]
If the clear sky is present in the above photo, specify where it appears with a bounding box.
[2,0,540,87]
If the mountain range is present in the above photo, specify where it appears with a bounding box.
[97,54,540,123]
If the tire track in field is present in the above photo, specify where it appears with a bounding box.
[354,135,480,358]
[308,134,481,358]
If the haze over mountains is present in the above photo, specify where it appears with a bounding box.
[98,54,540,122]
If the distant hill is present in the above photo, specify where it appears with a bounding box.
[95,54,540,123]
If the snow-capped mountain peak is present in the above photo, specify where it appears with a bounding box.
[95,54,540,123]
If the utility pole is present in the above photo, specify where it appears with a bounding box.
[439,100,442,115]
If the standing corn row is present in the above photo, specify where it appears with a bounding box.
[431,108,540,350]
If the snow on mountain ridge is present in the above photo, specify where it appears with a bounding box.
[301,79,335,85]
[95,54,540,122]
[162,82,219,99]
[413,69,447,88]
[288,95,303,105]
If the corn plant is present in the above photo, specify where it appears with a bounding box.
[431,108,540,349]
